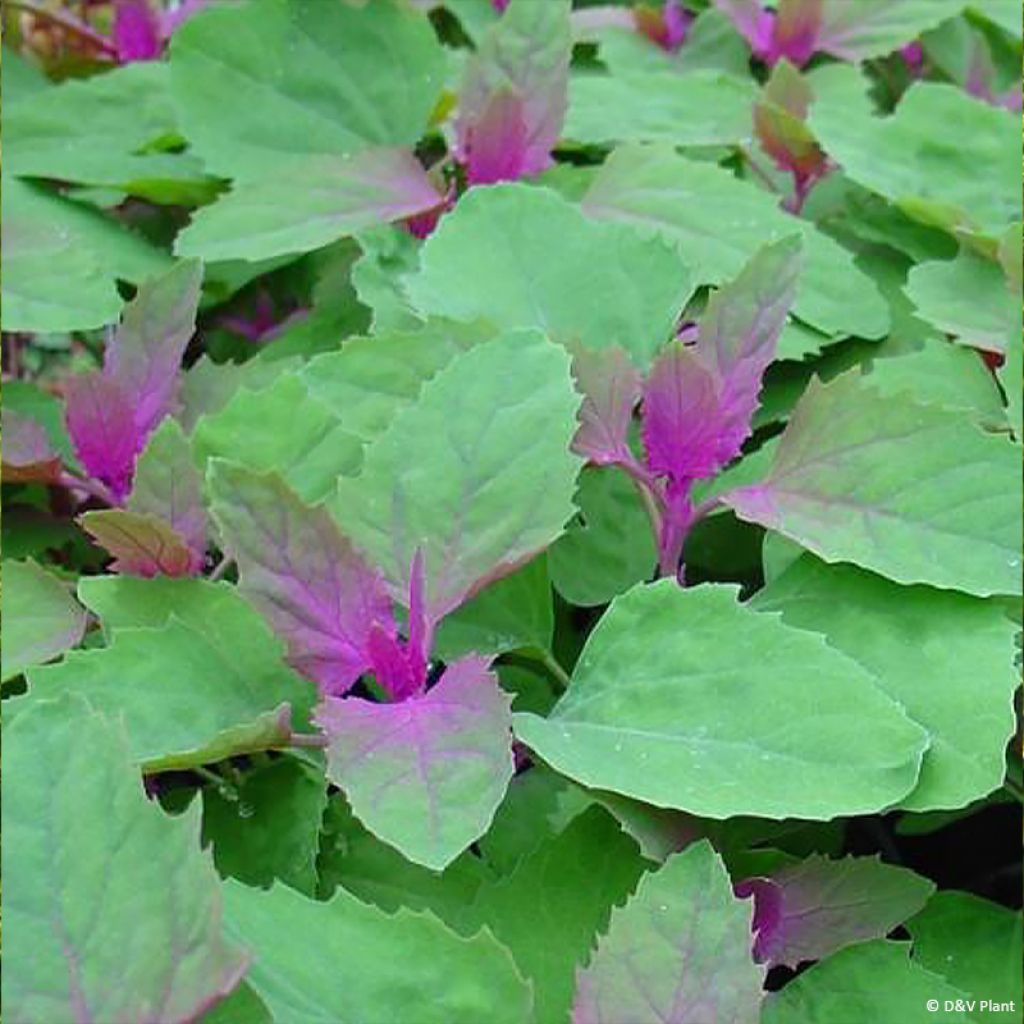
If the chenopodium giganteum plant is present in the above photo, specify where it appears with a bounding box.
[2,0,1023,1021]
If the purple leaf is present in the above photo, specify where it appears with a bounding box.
[112,0,163,63]
[456,0,571,184]
[459,87,531,186]
[771,0,822,66]
[642,343,723,483]
[637,237,801,576]
[79,510,201,578]
[64,260,202,501]
[735,854,935,968]
[1,409,61,484]
[693,234,802,465]
[315,654,515,870]
[103,259,202,440]
[573,841,764,1024]
[570,345,643,468]
[64,372,139,502]
[208,461,396,697]
[715,0,779,61]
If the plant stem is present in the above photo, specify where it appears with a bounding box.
[539,650,571,692]
[6,0,118,55]
[193,764,232,791]
[1003,773,1024,804]
[288,732,329,749]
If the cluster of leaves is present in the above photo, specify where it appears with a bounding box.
[2,0,1022,1021]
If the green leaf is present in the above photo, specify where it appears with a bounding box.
[36,576,315,769]
[2,47,49,105]
[908,891,1023,1021]
[316,655,514,871]
[298,319,490,451]
[573,840,764,1024]
[548,467,657,608]
[317,793,491,930]
[3,379,78,467]
[2,559,86,682]
[331,328,583,621]
[565,69,756,147]
[351,224,424,331]
[405,183,693,366]
[202,756,327,896]
[200,983,272,1024]
[4,694,247,1022]
[435,556,554,661]
[478,765,572,875]
[6,63,209,203]
[761,941,972,1024]
[515,581,927,819]
[864,338,1007,427]
[170,0,445,179]
[175,148,442,261]
[470,806,647,1024]
[907,248,1020,352]
[724,371,1023,596]
[193,374,362,503]
[2,176,122,331]
[582,145,889,340]
[809,75,1020,240]
[222,877,532,1024]
[1,175,171,331]
[129,416,207,551]
[753,554,1019,810]
[816,0,968,60]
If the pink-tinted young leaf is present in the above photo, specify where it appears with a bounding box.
[79,509,200,578]
[715,0,777,60]
[772,0,822,66]
[207,461,395,697]
[634,1,694,52]
[573,841,764,1024]
[64,372,138,502]
[571,345,643,467]
[735,855,935,969]
[459,87,530,186]
[642,343,723,483]
[127,418,206,569]
[754,60,828,186]
[2,409,61,483]
[104,258,202,439]
[112,0,163,62]
[456,0,571,183]
[640,345,717,576]
[315,654,515,870]
[694,234,802,465]
[64,260,203,501]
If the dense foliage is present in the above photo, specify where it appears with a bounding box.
[2,1,1022,1021]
